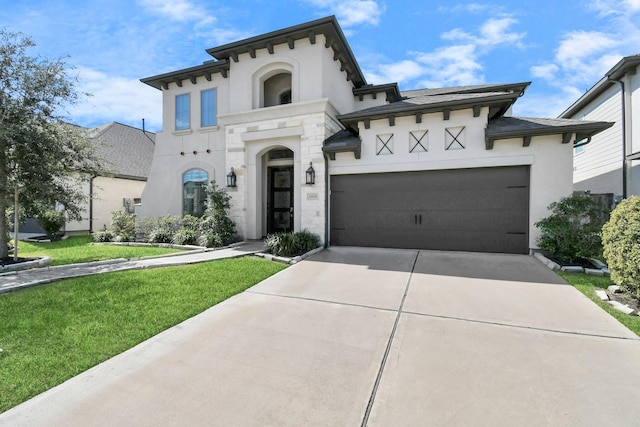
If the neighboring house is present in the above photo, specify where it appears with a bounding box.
[64,122,155,234]
[560,54,640,200]
[138,16,611,254]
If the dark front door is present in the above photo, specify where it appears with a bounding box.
[268,166,294,234]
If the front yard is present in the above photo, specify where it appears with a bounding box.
[14,236,184,266]
[0,257,287,413]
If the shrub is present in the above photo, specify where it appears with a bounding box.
[602,196,640,298]
[265,230,321,257]
[110,210,136,242]
[535,194,607,262]
[198,182,236,246]
[35,209,65,240]
[138,215,180,243]
[180,215,201,232]
[173,229,199,245]
[93,230,114,242]
[148,227,174,244]
[198,232,222,248]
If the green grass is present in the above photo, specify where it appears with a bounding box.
[0,257,287,412]
[14,236,183,266]
[558,271,640,336]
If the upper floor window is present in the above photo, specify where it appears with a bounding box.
[175,94,190,130]
[201,89,217,127]
[263,72,292,107]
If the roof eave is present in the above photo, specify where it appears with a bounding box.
[337,93,519,125]
[205,16,367,88]
[140,60,231,90]
[485,121,614,149]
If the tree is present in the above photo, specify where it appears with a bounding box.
[0,28,102,258]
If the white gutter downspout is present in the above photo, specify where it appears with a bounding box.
[608,77,628,198]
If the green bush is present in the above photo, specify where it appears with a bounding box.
[197,232,223,248]
[198,182,236,246]
[93,230,114,242]
[110,210,136,242]
[173,229,199,245]
[35,209,65,240]
[148,227,174,244]
[535,194,607,262]
[602,196,640,298]
[138,215,180,243]
[265,230,321,257]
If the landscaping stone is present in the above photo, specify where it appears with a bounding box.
[533,252,560,270]
[595,290,609,301]
[584,268,605,276]
[608,285,622,293]
[588,258,608,269]
[561,265,584,273]
[607,300,636,315]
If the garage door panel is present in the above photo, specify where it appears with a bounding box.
[330,166,530,254]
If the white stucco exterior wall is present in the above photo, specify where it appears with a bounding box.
[329,108,573,251]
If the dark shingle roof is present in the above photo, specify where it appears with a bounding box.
[401,82,530,98]
[86,122,155,180]
[338,84,528,124]
[485,116,614,149]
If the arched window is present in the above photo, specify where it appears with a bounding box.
[183,169,208,216]
[263,72,292,107]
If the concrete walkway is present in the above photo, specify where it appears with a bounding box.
[2,247,640,426]
[0,241,268,293]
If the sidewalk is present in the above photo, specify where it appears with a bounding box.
[0,241,268,294]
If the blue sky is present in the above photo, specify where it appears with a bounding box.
[2,0,640,132]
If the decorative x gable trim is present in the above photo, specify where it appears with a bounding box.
[409,130,428,153]
[376,134,394,155]
[445,126,465,150]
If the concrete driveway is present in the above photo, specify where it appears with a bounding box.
[2,248,640,426]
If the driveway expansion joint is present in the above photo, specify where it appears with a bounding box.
[402,310,640,341]
[360,250,420,427]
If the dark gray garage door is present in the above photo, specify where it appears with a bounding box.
[330,166,530,254]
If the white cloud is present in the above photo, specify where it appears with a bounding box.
[437,3,491,13]
[530,63,559,80]
[305,0,384,26]
[138,0,213,24]
[365,15,523,89]
[588,0,640,15]
[68,67,162,131]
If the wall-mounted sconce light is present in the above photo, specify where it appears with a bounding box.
[306,162,315,185]
[226,167,237,188]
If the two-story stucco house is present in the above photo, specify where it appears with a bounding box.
[139,16,612,254]
[560,54,640,200]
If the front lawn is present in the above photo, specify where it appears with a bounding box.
[558,271,640,336]
[14,236,183,266]
[0,257,287,413]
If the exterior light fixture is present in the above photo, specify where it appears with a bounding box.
[306,162,315,185]
[226,167,237,188]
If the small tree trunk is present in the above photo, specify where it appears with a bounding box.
[13,186,19,261]
[0,192,7,259]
